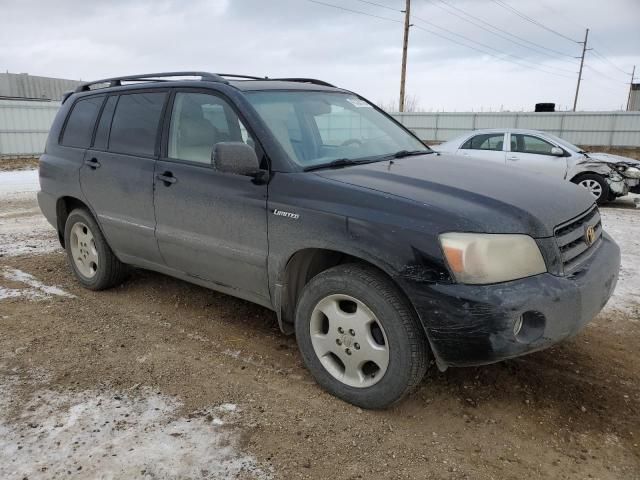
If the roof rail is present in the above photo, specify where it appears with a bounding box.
[74,71,228,92]
[270,78,336,88]
[217,73,267,80]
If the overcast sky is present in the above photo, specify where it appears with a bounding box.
[1,0,638,111]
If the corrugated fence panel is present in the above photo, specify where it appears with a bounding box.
[390,112,640,147]
[474,114,517,130]
[0,100,60,156]
[2,103,640,158]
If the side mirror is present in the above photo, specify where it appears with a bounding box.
[212,142,260,176]
[551,147,564,156]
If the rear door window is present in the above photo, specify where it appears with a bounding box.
[61,96,104,148]
[92,96,118,150]
[461,133,505,151]
[108,92,167,156]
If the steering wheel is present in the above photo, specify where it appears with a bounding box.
[340,139,363,147]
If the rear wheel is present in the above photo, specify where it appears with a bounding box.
[64,208,128,290]
[295,264,429,409]
[572,173,609,205]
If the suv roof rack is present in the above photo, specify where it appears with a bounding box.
[270,78,336,88]
[75,71,229,92]
[218,74,268,80]
[74,72,337,93]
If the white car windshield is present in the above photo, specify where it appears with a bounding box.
[543,133,584,153]
[245,91,430,169]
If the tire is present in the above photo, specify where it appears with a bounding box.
[295,263,429,409]
[64,208,128,290]
[572,173,609,205]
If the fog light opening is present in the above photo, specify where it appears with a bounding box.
[514,311,546,343]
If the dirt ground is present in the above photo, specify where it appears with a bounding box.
[1,182,639,479]
[0,157,39,171]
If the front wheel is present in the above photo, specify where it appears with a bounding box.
[295,264,429,409]
[572,173,609,205]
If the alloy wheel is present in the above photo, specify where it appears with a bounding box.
[309,294,389,388]
[70,222,99,278]
[578,179,603,199]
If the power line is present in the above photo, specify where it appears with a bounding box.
[427,0,578,60]
[534,0,634,77]
[411,24,575,80]
[584,65,629,85]
[411,14,578,75]
[490,0,580,44]
[351,0,400,12]
[591,49,632,76]
[306,0,402,23]
[306,0,576,81]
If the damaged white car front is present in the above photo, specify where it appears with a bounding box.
[569,151,640,202]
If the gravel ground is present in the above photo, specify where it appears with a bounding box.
[1,170,639,479]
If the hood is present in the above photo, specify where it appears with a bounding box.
[315,154,596,238]
[585,152,640,167]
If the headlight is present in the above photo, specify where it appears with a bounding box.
[622,166,640,179]
[439,233,547,284]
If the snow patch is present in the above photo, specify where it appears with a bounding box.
[0,373,271,480]
[218,403,238,413]
[600,199,640,315]
[0,268,74,301]
[0,170,58,257]
[0,169,39,196]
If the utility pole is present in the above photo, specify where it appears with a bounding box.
[627,65,636,111]
[399,0,411,112]
[572,28,590,112]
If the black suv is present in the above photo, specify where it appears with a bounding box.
[38,72,620,409]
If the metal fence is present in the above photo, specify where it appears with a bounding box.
[0,100,60,157]
[390,111,640,147]
[2,100,640,158]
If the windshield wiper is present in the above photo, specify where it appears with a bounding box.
[391,149,432,158]
[304,158,362,172]
[304,149,432,172]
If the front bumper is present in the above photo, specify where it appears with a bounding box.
[401,232,620,368]
[621,177,639,195]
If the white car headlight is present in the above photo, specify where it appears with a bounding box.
[623,166,640,179]
[439,233,547,285]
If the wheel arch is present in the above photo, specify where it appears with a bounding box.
[276,248,419,336]
[55,196,99,247]
[569,171,607,183]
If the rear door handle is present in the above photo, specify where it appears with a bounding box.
[85,158,101,169]
[156,171,177,186]
[507,156,520,161]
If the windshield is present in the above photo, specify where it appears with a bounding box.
[543,133,583,153]
[245,91,429,169]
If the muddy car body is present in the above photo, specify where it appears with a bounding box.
[437,128,640,204]
[38,72,621,408]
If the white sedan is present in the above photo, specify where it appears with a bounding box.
[437,128,640,204]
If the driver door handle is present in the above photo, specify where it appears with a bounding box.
[507,156,520,161]
[156,171,177,186]
[84,158,101,169]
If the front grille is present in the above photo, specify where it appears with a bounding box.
[554,206,602,271]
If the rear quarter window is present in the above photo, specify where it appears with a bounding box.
[108,92,167,156]
[60,96,104,148]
